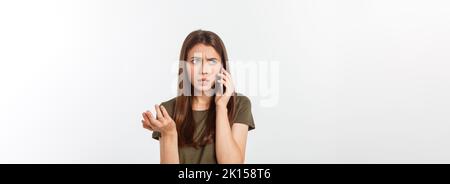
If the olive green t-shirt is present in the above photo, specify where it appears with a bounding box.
[152,95,255,164]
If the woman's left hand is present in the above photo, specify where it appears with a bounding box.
[215,68,235,108]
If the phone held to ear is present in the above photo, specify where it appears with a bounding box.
[215,74,224,95]
[215,67,224,95]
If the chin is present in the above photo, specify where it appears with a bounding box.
[192,85,214,96]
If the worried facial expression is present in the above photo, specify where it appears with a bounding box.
[186,44,223,94]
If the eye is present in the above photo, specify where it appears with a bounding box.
[209,59,218,65]
[191,58,201,64]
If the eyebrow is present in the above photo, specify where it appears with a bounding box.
[190,56,201,59]
[189,56,219,61]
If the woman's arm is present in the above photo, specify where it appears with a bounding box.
[214,68,249,164]
[215,105,249,164]
[142,105,179,164]
[159,131,179,164]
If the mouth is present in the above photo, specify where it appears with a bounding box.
[198,78,210,86]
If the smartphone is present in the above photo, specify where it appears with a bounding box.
[215,67,224,95]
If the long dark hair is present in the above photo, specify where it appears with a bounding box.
[175,30,236,148]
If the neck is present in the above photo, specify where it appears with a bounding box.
[192,95,212,110]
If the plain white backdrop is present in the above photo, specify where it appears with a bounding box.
[0,0,449,163]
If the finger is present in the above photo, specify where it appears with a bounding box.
[160,105,170,120]
[141,118,153,130]
[141,119,149,126]
[216,79,227,95]
[142,111,153,123]
[155,104,164,120]
[220,71,234,92]
[149,117,163,128]
[145,111,163,128]
[218,73,227,82]
[222,69,231,78]
[218,78,229,88]
[220,72,232,86]
[221,79,234,96]
[142,113,156,130]
[142,120,154,131]
[217,79,226,86]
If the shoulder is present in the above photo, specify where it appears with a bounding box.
[235,93,252,108]
[161,96,177,108]
[232,93,255,130]
[160,97,177,117]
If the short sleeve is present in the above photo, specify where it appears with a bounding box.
[231,95,255,131]
[152,131,161,140]
[152,98,176,140]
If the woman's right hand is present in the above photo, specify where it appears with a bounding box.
[142,104,177,136]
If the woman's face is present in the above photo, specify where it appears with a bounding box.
[186,44,223,95]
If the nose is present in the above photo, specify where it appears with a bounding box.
[201,58,211,75]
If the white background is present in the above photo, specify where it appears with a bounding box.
[1,0,449,163]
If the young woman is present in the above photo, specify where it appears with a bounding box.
[141,30,255,164]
